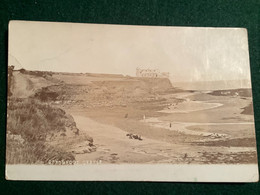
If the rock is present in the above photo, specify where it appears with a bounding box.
[83,148,91,153]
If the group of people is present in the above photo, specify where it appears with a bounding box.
[126,133,143,141]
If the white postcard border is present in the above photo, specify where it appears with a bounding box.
[6,164,259,182]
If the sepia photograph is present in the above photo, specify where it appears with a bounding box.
[6,21,258,181]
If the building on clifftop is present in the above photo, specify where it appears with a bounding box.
[136,68,169,78]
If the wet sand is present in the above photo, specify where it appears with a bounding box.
[142,117,253,137]
[69,111,256,164]
[72,115,183,163]
[66,90,256,164]
[159,101,223,113]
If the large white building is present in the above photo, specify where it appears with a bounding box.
[136,68,169,78]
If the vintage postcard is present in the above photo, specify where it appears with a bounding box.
[6,21,258,182]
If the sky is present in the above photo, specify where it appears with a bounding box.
[9,21,251,82]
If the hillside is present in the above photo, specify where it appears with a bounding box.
[9,69,174,111]
[10,71,57,98]
[33,72,173,109]
[6,68,257,164]
[7,68,174,164]
[6,69,96,164]
[10,69,173,100]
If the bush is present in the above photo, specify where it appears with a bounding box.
[6,98,76,164]
[7,98,70,141]
[34,87,60,101]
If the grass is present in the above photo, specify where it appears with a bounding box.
[6,98,76,164]
[6,139,75,164]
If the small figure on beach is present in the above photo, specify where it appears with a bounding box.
[170,123,172,128]
[143,114,146,121]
